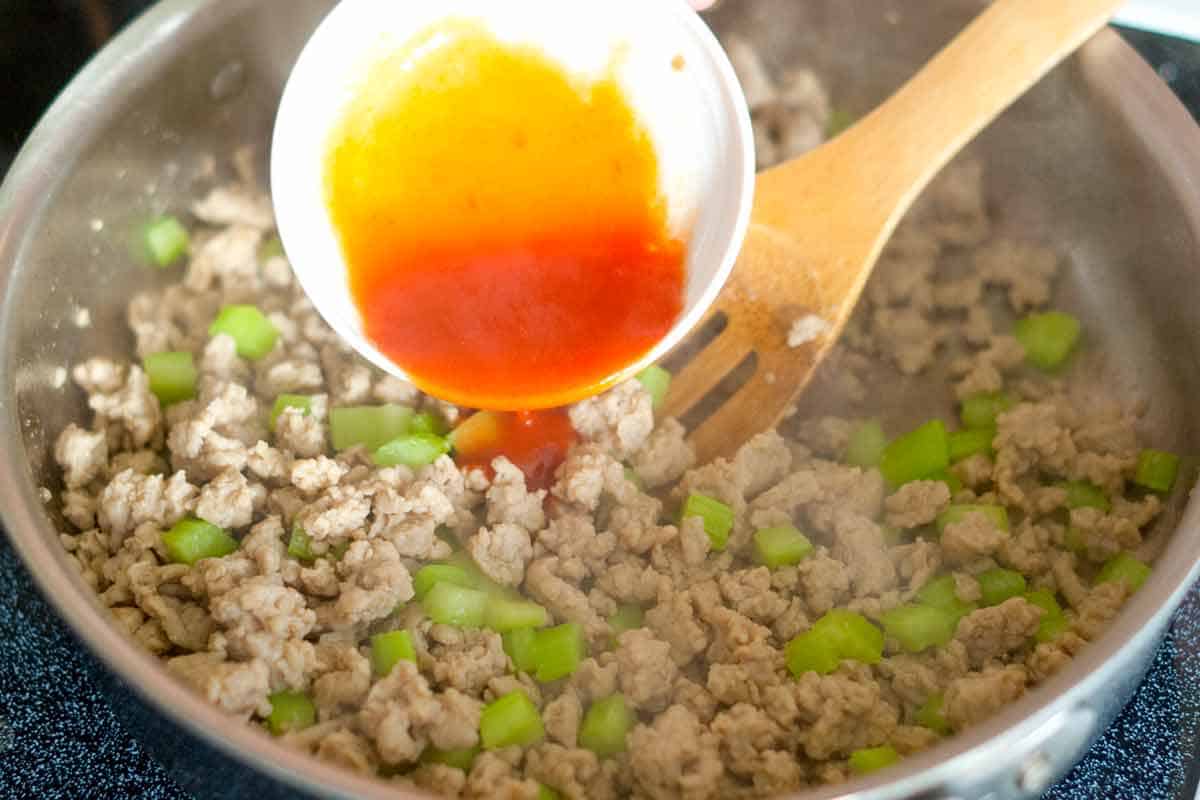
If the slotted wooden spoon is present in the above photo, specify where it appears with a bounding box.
[664,0,1125,464]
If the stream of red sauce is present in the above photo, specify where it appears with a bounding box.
[453,410,578,492]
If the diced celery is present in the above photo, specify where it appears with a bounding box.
[533,623,587,683]
[423,582,488,627]
[578,694,632,758]
[635,365,672,410]
[266,690,316,735]
[1038,615,1070,643]
[845,419,887,468]
[681,492,734,551]
[330,405,415,451]
[1096,552,1151,592]
[929,468,964,495]
[915,575,976,620]
[485,598,549,633]
[608,605,644,639]
[1014,311,1081,370]
[370,630,416,676]
[912,575,960,606]
[538,785,562,800]
[1060,480,1111,512]
[503,628,539,674]
[209,305,278,360]
[144,216,190,268]
[848,745,900,775]
[915,693,951,736]
[1134,449,1180,493]
[422,746,479,771]
[1025,590,1068,642]
[753,525,814,568]
[817,609,884,665]
[409,411,447,436]
[287,525,314,562]
[948,427,995,463]
[259,235,285,263]
[162,517,238,565]
[480,691,544,749]
[447,410,503,454]
[270,394,312,432]
[413,563,475,600]
[935,504,1009,535]
[787,609,884,677]
[373,433,451,468]
[330,540,350,561]
[977,568,1027,607]
[785,629,842,676]
[144,352,197,406]
[879,420,949,486]
[960,391,1016,430]
[880,604,959,653]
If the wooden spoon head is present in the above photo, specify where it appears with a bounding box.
[661,145,886,465]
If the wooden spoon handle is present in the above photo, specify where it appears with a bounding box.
[759,0,1126,228]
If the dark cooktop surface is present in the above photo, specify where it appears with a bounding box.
[1,2,1199,798]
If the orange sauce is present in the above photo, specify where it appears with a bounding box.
[324,23,686,411]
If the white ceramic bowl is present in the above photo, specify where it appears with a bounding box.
[272,0,755,408]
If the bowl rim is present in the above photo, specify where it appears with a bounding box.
[1,2,1200,799]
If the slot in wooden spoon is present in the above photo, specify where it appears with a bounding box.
[664,0,1125,464]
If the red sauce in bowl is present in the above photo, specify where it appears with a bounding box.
[324,23,686,411]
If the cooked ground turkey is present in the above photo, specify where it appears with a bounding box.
[50,45,1177,800]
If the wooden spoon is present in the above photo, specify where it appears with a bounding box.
[663,0,1125,464]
